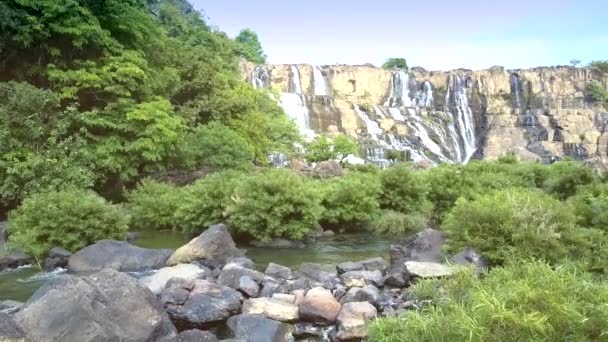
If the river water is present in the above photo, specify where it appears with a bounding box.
[0,231,392,302]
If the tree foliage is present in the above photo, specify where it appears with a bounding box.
[381,58,408,70]
[305,134,358,163]
[235,28,266,64]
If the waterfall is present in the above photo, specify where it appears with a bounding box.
[384,70,412,107]
[407,120,447,161]
[510,73,523,109]
[417,81,433,107]
[354,104,383,135]
[313,66,328,96]
[251,66,270,89]
[448,74,477,162]
[373,105,386,118]
[278,65,315,140]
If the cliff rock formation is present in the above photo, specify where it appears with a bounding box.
[241,61,608,166]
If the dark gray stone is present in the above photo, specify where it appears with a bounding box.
[238,276,260,297]
[339,285,381,306]
[293,322,324,339]
[284,278,311,292]
[333,284,347,301]
[14,269,176,342]
[172,329,218,342]
[68,240,172,273]
[0,300,23,315]
[259,281,284,298]
[451,247,487,270]
[226,257,255,269]
[167,279,243,327]
[336,261,364,274]
[0,222,7,248]
[226,314,293,342]
[298,263,337,283]
[361,257,387,272]
[265,263,293,280]
[0,312,25,341]
[0,251,33,271]
[43,247,72,271]
[218,263,265,289]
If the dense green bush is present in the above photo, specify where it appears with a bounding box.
[544,161,595,199]
[175,170,246,235]
[226,169,322,241]
[126,179,186,231]
[369,210,426,236]
[369,260,608,342]
[382,58,408,70]
[570,182,608,229]
[320,172,381,231]
[305,134,358,163]
[443,188,604,266]
[379,163,431,216]
[8,189,128,262]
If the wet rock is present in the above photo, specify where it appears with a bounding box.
[361,257,388,272]
[0,312,25,341]
[339,285,381,306]
[0,251,33,271]
[68,240,172,273]
[0,300,23,315]
[238,276,260,297]
[166,224,244,267]
[250,238,305,248]
[242,297,299,322]
[226,257,255,269]
[405,261,453,278]
[259,281,283,298]
[340,270,384,287]
[226,314,293,342]
[298,287,341,325]
[0,222,7,250]
[167,279,243,327]
[336,261,364,274]
[298,263,337,283]
[43,247,72,271]
[284,278,311,292]
[14,269,176,341]
[265,263,294,280]
[313,160,343,179]
[172,329,218,342]
[336,302,377,340]
[451,247,487,270]
[218,263,265,289]
[139,263,206,294]
[293,322,324,339]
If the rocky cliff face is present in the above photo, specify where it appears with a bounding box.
[242,61,608,166]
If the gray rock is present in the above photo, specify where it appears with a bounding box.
[321,230,335,237]
[284,278,311,292]
[0,222,6,248]
[0,300,23,315]
[226,314,293,342]
[335,302,377,340]
[160,287,190,307]
[313,160,343,179]
[298,287,341,325]
[250,238,305,248]
[226,257,255,269]
[340,270,384,287]
[0,312,25,341]
[265,263,293,280]
[68,240,172,273]
[167,279,243,327]
[166,224,244,267]
[272,293,296,304]
[0,251,33,271]
[139,263,206,294]
[259,281,283,298]
[14,269,176,342]
[293,323,324,339]
[218,263,265,289]
[333,284,347,301]
[452,247,487,270]
[405,261,453,278]
[238,276,260,297]
[242,297,299,322]
[298,263,337,283]
[172,329,218,342]
[339,285,381,306]
[361,257,387,272]
[336,261,364,274]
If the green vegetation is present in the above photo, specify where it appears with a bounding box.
[305,134,358,163]
[379,163,431,217]
[382,58,408,70]
[126,179,185,231]
[589,60,608,73]
[586,81,608,104]
[369,260,608,342]
[7,189,128,263]
[369,210,426,236]
[235,28,267,64]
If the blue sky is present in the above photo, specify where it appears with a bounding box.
[193,0,607,70]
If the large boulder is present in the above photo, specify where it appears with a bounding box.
[339,285,381,306]
[14,269,176,342]
[313,160,343,179]
[0,301,23,315]
[68,240,172,273]
[340,270,384,287]
[242,298,299,322]
[336,302,377,340]
[298,287,342,325]
[0,251,33,271]
[226,314,293,342]
[265,263,293,280]
[405,261,453,278]
[139,263,207,294]
[218,263,265,289]
[43,247,72,271]
[166,224,244,267]
[298,263,337,283]
[0,312,25,341]
[166,279,243,327]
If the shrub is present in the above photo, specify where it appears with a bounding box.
[585,81,608,104]
[379,163,431,216]
[175,170,247,235]
[320,172,381,231]
[369,210,426,236]
[369,260,608,342]
[126,179,186,231]
[544,161,595,199]
[570,182,608,229]
[443,188,604,266]
[382,58,408,70]
[305,134,359,163]
[7,189,128,262]
[226,169,322,241]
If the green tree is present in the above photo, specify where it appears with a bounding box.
[586,81,608,104]
[306,134,359,163]
[235,28,266,64]
[589,60,608,73]
[382,58,408,70]
[333,134,358,162]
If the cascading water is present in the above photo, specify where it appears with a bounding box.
[313,66,328,96]
[279,65,316,140]
[510,73,523,110]
[417,81,434,107]
[251,66,270,89]
[447,74,477,162]
[384,70,412,107]
[354,104,383,135]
